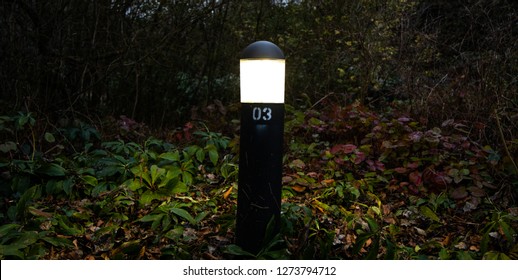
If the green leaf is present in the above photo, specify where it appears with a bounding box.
[195,148,205,163]
[170,181,188,194]
[159,151,180,162]
[208,148,218,166]
[126,179,144,192]
[139,190,164,205]
[195,211,208,224]
[164,226,184,241]
[16,231,40,247]
[182,172,193,186]
[456,251,474,260]
[499,220,515,243]
[224,244,256,257]
[56,216,84,236]
[161,214,171,231]
[366,236,380,260]
[0,224,21,238]
[36,163,66,177]
[82,175,98,186]
[91,182,108,197]
[170,208,196,224]
[419,205,441,223]
[365,217,379,232]
[41,236,74,248]
[439,248,450,260]
[44,132,56,143]
[16,185,40,222]
[0,244,24,259]
[352,234,371,255]
[0,141,17,153]
[139,213,164,223]
[150,165,165,186]
[484,251,511,260]
[93,224,120,239]
[45,180,62,195]
[62,178,74,195]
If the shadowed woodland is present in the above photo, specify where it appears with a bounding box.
[0,0,517,259]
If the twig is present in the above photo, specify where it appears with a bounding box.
[494,108,518,175]
[309,93,335,110]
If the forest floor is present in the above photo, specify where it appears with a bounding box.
[1,101,517,259]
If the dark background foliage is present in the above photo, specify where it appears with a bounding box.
[1,0,516,138]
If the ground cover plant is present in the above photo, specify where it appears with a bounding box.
[1,101,517,260]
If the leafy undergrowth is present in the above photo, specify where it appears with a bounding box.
[1,103,517,260]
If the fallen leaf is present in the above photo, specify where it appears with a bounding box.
[321,179,335,185]
[468,186,486,197]
[282,176,293,184]
[223,185,233,199]
[291,185,306,192]
[441,235,451,246]
[28,207,53,218]
[289,159,306,169]
[414,227,427,236]
[451,187,468,200]
[383,216,397,224]
[455,242,468,250]
[469,245,479,251]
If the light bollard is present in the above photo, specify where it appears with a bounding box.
[236,41,285,254]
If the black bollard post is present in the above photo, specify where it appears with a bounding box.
[236,41,285,254]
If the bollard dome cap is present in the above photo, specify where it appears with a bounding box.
[241,41,284,59]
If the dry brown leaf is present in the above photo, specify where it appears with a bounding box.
[441,234,451,246]
[451,187,468,200]
[321,179,335,185]
[223,185,233,199]
[291,185,306,192]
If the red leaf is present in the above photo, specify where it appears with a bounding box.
[409,171,423,186]
[330,144,357,154]
[354,151,366,164]
[394,167,407,174]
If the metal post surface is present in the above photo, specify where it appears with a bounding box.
[236,103,284,254]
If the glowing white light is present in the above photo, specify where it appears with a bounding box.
[240,59,285,103]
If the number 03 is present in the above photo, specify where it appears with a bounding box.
[252,107,272,121]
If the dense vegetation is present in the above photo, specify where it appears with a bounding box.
[0,0,517,259]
